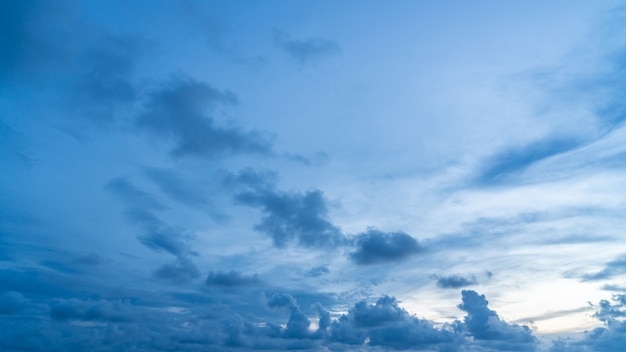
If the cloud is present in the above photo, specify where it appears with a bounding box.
[69,33,146,124]
[330,295,461,349]
[583,253,626,281]
[222,168,278,192]
[105,177,165,211]
[267,293,297,309]
[236,188,344,248]
[437,274,478,289]
[549,293,626,351]
[206,270,260,287]
[153,258,200,284]
[136,75,273,158]
[274,30,340,65]
[137,225,187,257]
[0,0,74,81]
[49,298,133,322]
[349,229,422,265]
[475,136,583,185]
[459,290,536,350]
[306,265,330,277]
[144,167,208,208]
[0,291,30,315]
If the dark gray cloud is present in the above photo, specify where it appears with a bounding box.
[267,293,297,309]
[549,293,626,351]
[330,295,461,349]
[206,270,260,287]
[583,253,626,281]
[274,30,341,65]
[106,177,199,284]
[0,282,546,351]
[350,229,421,265]
[236,188,344,248]
[137,225,187,257]
[49,297,133,322]
[437,274,477,289]
[154,258,200,284]
[136,76,273,159]
[459,290,536,351]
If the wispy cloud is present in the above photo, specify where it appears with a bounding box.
[273,30,340,65]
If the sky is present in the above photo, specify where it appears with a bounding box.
[2,0,626,351]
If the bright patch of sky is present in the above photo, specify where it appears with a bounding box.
[2,1,626,350]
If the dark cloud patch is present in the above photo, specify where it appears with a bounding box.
[236,188,344,248]
[330,295,461,349]
[583,253,626,281]
[267,293,297,309]
[475,136,583,185]
[437,274,477,289]
[136,76,273,159]
[137,227,187,257]
[459,290,536,350]
[49,298,133,322]
[0,291,30,315]
[154,258,200,284]
[206,270,260,287]
[274,30,341,65]
[550,293,626,351]
[350,229,421,265]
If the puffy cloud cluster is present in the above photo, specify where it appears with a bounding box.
[237,181,424,265]
[236,188,345,248]
[550,293,626,351]
[0,287,545,351]
[349,229,422,265]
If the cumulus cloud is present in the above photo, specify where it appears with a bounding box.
[459,290,537,351]
[267,293,297,309]
[206,270,260,287]
[136,76,273,158]
[349,229,422,265]
[49,298,133,322]
[274,30,341,65]
[550,293,626,351]
[330,295,461,350]
[236,188,344,248]
[437,274,478,289]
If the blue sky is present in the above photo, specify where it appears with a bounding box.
[2,0,626,350]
